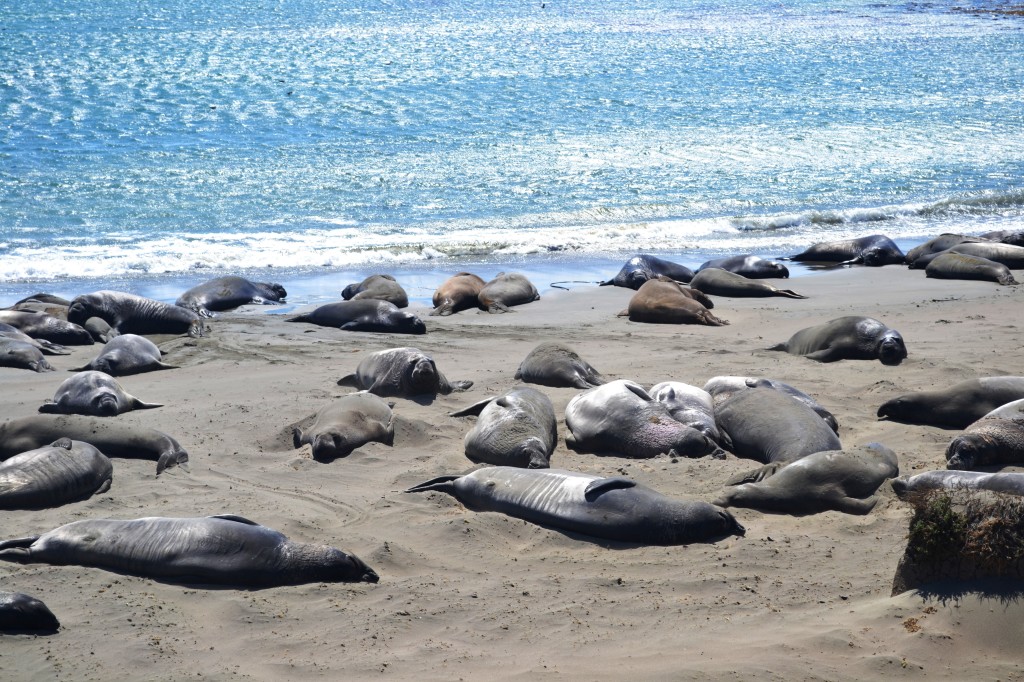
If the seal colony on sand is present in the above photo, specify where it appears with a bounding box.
[68,291,204,338]
[0,438,112,510]
[175,276,287,317]
[767,316,907,365]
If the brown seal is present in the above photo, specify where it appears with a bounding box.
[477,272,540,313]
[618,277,727,326]
[924,252,1018,285]
[430,272,486,316]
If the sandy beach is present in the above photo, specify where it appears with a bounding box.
[2,265,1023,680]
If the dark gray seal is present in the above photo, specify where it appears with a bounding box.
[405,467,744,545]
[891,470,1024,499]
[768,316,907,365]
[689,268,807,299]
[877,376,1024,429]
[648,381,721,443]
[714,443,899,515]
[980,229,1024,247]
[946,417,1024,470]
[0,438,112,510]
[293,393,395,462]
[0,322,69,355]
[0,414,188,475]
[0,515,379,586]
[936,241,1024,269]
[0,337,54,373]
[70,334,177,375]
[600,254,695,289]
[451,387,557,469]
[0,310,94,345]
[514,342,606,389]
[924,253,1018,285]
[905,233,982,265]
[696,255,790,279]
[431,272,486,316]
[783,234,906,266]
[68,291,203,338]
[565,380,724,459]
[477,272,540,313]
[619,277,727,326]
[337,347,472,399]
[342,274,409,308]
[703,375,839,433]
[715,387,842,464]
[175,276,287,317]
[39,371,162,417]
[286,300,425,334]
[0,591,60,633]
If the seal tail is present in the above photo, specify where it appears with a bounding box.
[765,342,787,352]
[404,475,460,494]
[0,536,40,562]
[774,289,808,299]
[156,447,189,476]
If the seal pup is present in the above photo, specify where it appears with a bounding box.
[648,381,721,443]
[451,387,557,469]
[337,347,472,399]
[342,274,409,308]
[0,515,379,586]
[406,467,744,545]
[0,414,188,475]
[514,342,606,389]
[696,255,790,279]
[293,394,395,462]
[0,310,94,345]
[946,417,1024,470]
[175,275,287,317]
[703,375,839,433]
[768,316,907,365]
[924,253,1018,285]
[600,254,694,289]
[68,291,203,338]
[565,380,724,459]
[714,443,899,515]
[689,268,807,299]
[619,277,727,326]
[287,300,425,334]
[477,272,540,313]
[431,272,486,316]
[783,234,906,266]
[0,438,113,510]
[70,334,177,375]
[0,592,60,633]
[891,470,1024,499]
[39,371,162,417]
[0,337,54,372]
[877,376,1024,429]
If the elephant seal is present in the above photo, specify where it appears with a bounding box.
[703,375,839,433]
[287,300,425,334]
[39,371,162,417]
[715,388,842,464]
[70,334,177,375]
[983,398,1024,421]
[514,342,605,389]
[980,229,1024,247]
[877,376,1024,429]
[0,438,112,510]
[0,515,379,586]
[293,394,395,462]
[783,234,906,266]
[451,387,557,469]
[406,467,744,545]
[337,347,471,399]
[696,255,790,279]
[68,291,203,338]
[600,254,694,289]
[431,272,486,316]
[477,272,540,313]
[946,417,1024,470]
[891,470,1024,499]
[905,233,981,265]
[0,322,69,355]
[768,316,907,365]
[619,277,727,326]
[648,381,721,443]
[0,310,94,345]
[0,592,60,633]
[342,274,409,308]
[0,338,54,373]
[938,242,1024,269]
[0,414,188,475]
[713,443,899,515]
[924,253,1018,285]
[690,268,807,299]
[565,380,724,459]
[175,276,287,317]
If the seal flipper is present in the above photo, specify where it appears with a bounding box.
[35,339,70,355]
[449,397,496,418]
[37,402,61,414]
[0,537,41,562]
[156,448,189,476]
[286,313,312,323]
[584,476,637,501]
[765,342,788,352]
[773,289,808,299]
[726,461,786,486]
[209,514,261,525]
[404,475,460,494]
[50,437,73,450]
[337,374,360,388]
[131,398,163,410]
[292,426,305,449]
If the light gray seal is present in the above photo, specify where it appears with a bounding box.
[946,417,1024,470]
[0,438,112,510]
[703,375,839,433]
[877,376,1024,429]
[783,234,906,266]
[982,398,1024,421]
[477,272,540,313]
[767,316,907,365]
[0,515,379,586]
[0,337,54,373]
[342,274,409,308]
[431,272,486,316]
[924,252,1018,285]
[39,371,162,417]
[714,443,899,515]
[70,334,177,375]
[286,300,425,334]
[715,387,842,464]
[619,277,727,326]
[293,393,395,462]
[337,347,472,399]
[405,467,745,545]
[891,470,1024,499]
[696,255,790,279]
[450,387,557,469]
[0,414,188,475]
[648,381,721,443]
[175,275,287,317]
[565,380,724,459]
[67,291,203,338]
[0,310,94,345]
[689,268,807,299]
[514,342,606,389]
[600,255,695,289]
[0,591,60,633]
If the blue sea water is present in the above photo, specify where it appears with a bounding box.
[1,0,1023,305]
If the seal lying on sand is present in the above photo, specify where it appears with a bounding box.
[451,387,557,469]
[891,470,1024,499]
[905,233,982,265]
[0,337,54,372]
[406,467,744,545]
[715,388,842,464]
[0,322,69,355]
[619,277,727,326]
[175,276,287,317]
[877,376,1024,429]
[0,592,60,632]
[70,334,177,375]
[924,253,1018,285]
[68,291,203,338]
[342,274,409,308]
[477,272,540,313]
[648,381,721,443]
[431,272,485,316]
[704,375,839,433]
[337,347,472,399]
[600,255,694,289]
[910,241,1024,270]
[689,268,807,299]
[287,300,425,334]
[946,417,1024,470]
[293,394,395,462]
[0,438,112,510]
[0,515,379,586]
[514,342,606,389]
[40,371,162,417]
[0,310,94,345]
[783,234,905,266]
[696,255,790,279]
[768,316,906,365]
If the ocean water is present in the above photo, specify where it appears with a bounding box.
[2,0,1023,306]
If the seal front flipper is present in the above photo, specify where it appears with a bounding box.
[0,537,41,562]
[209,514,260,525]
[584,476,637,501]
[450,397,497,418]
[404,475,460,494]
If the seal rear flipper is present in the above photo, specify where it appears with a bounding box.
[449,397,496,417]
[584,476,637,501]
[442,380,473,394]
[774,289,808,299]
[765,342,787,352]
[209,514,261,525]
[0,537,40,562]
[37,402,61,414]
[484,302,513,314]
[404,475,460,494]
[35,339,70,355]
[726,461,785,486]
[154,361,180,371]
[286,314,312,323]
[616,308,629,317]
[132,398,163,410]
[156,448,189,476]
[292,426,305,450]
[337,374,360,388]
[430,303,454,316]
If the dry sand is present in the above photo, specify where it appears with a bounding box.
[2,266,1023,680]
